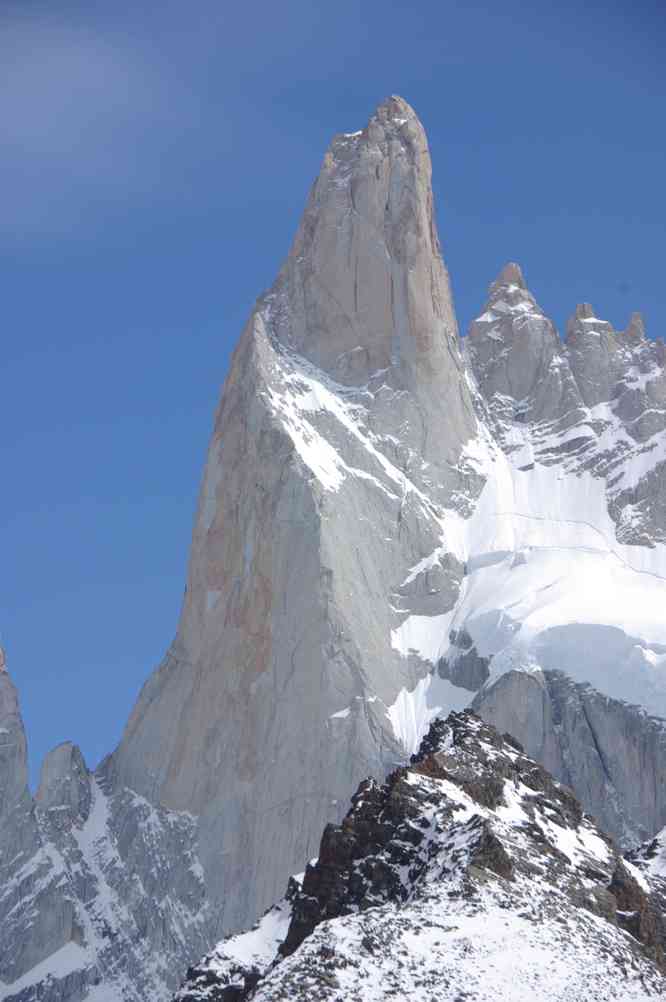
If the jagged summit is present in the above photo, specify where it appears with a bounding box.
[35,741,91,819]
[567,303,650,343]
[477,261,542,315]
[337,95,420,143]
[489,260,527,292]
[626,310,646,338]
[465,261,567,425]
[370,93,418,126]
[574,301,596,320]
[566,301,615,338]
[268,89,463,390]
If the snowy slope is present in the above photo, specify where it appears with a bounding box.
[386,269,666,766]
[0,763,211,1002]
[174,886,299,1001]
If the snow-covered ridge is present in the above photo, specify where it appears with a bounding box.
[385,274,666,758]
[174,884,300,1001]
[262,344,436,513]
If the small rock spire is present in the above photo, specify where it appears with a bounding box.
[626,311,645,338]
[487,263,530,302]
[373,94,417,124]
[36,741,92,820]
[566,303,615,340]
[494,262,527,289]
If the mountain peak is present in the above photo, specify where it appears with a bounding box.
[493,261,527,290]
[333,95,421,147]
[371,94,418,126]
[486,262,533,305]
[267,94,463,387]
[567,302,614,339]
[35,740,92,820]
[474,261,540,316]
[374,93,413,117]
[332,95,423,151]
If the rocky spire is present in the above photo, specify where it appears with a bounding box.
[626,311,646,339]
[273,95,464,392]
[480,262,539,317]
[0,658,30,820]
[109,96,478,938]
[565,303,631,408]
[566,302,615,339]
[35,741,92,823]
[488,261,528,295]
[0,660,42,959]
[466,262,580,426]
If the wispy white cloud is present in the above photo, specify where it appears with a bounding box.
[0,8,220,238]
[0,1,385,242]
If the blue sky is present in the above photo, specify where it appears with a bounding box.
[2,0,664,785]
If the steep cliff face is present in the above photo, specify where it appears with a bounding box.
[109,95,481,936]
[0,661,52,989]
[174,712,666,1002]
[3,95,666,1000]
[472,670,666,847]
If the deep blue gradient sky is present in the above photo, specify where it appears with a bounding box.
[2,0,664,785]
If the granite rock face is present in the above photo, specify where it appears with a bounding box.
[109,95,480,939]
[466,261,583,430]
[473,670,666,847]
[4,95,666,1000]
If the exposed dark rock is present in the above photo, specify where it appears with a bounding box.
[466,817,514,881]
[609,861,664,965]
[438,648,490,691]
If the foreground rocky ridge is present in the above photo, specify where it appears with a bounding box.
[3,94,666,999]
[175,712,666,1001]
